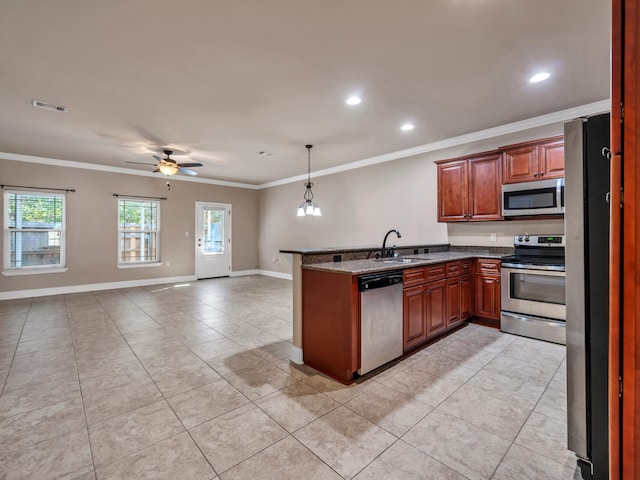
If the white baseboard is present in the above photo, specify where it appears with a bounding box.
[290,345,304,365]
[0,270,292,300]
[0,275,197,300]
[229,269,259,277]
[257,270,293,281]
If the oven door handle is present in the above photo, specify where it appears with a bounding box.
[501,262,565,272]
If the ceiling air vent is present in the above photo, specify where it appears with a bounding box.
[32,99,67,113]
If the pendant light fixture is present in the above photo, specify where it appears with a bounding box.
[297,144,322,217]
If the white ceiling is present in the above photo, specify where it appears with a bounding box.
[0,0,610,186]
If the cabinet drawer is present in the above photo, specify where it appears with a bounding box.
[476,259,501,274]
[446,261,461,277]
[426,264,446,282]
[460,260,473,275]
[403,267,427,288]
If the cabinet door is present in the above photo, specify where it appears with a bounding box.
[468,154,503,221]
[538,138,565,179]
[475,274,501,320]
[403,285,427,351]
[502,144,539,183]
[446,278,461,326]
[437,161,468,222]
[459,274,474,320]
[426,280,447,337]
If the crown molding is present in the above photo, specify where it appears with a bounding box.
[258,99,611,189]
[0,152,260,190]
[0,99,610,191]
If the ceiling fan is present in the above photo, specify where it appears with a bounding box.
[126,149,204,176]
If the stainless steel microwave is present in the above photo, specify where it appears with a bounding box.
[502,178,565,217]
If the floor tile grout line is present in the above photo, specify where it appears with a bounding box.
[72,293,218,476]
[64,292,100,479]
[0,299,31,398]
[486,351,571,479]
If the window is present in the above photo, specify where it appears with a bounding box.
[118,198,160,264]
[202,207,225,253]
[4,190,66,271]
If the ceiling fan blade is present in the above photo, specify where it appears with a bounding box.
[152,155,163,162]
[153,168,161,173]
[178,168,198,176]
[177,162,203,168]
[126,161,158,165]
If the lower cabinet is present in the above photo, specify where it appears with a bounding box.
[403,284,427,350]
[425,279,447,336]
[474,258,501,320]
[403,263,472,352]
[447,273,474,327]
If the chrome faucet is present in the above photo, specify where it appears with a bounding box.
[381,229,402,258]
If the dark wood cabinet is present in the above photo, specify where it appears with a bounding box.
[468,154,503,221]
[538,137,565,179]
[426,279,447,336]
[437,160,468,222]
[446,260,474,327]
[403,284,427,350]
[474,259,501,320]
[402,264,458,352]
[302,269,359,384]
[502,136,564,184]
[459,274,474,320]
[437,153,502,222]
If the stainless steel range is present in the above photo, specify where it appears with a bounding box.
[500,234,566,345]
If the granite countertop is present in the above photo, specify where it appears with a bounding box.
[303,250,505,275]
[279,244,449,255]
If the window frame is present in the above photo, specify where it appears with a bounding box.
[117,197,161,267]
[2,189,67,275]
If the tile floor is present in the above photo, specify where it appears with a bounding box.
[0,275,581,479]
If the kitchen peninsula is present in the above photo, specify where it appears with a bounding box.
[281,244,511,384]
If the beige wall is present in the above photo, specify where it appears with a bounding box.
[0,159,259,293]
[1,120,570,291]
[259,122,566,275]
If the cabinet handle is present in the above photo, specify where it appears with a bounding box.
[533,172,538,177]
[540,171,545,176]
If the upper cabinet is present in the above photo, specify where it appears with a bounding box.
[437,152,503,222]
[436,135,564,222]
[502,136,564,184]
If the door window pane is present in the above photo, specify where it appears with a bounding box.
[203,208,224,253]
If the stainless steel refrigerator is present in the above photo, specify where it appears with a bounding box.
[564,112,610,480]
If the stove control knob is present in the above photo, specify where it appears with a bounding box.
[518,235,523,242]
[524,235,530,242]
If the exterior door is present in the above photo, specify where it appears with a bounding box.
[195,202,231,279]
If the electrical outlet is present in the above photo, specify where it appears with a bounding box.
[185,231,189,237]
[490,233,497,242]
[166,260,171,267]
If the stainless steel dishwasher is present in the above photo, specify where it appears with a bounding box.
[358,271,404,375]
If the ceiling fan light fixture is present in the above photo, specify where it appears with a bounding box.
[159,163,178,176]
[297,145,321,217]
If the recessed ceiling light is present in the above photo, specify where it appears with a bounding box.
[258,151,275,156]
[400,123,414,131]
[529,72,551,83]
[345,96,362,106]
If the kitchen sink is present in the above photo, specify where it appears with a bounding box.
[376,257,422,264]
